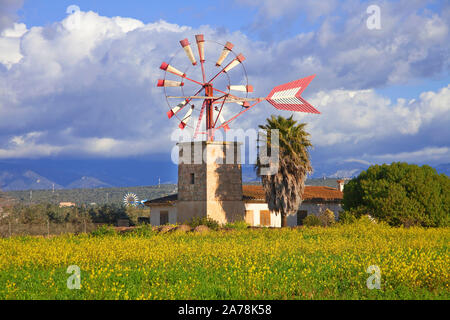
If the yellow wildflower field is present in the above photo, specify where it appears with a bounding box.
[0,220,448,300]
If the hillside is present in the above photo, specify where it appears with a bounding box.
[0,159,447,191]
[6,185,178,206]
[5,179,343,206]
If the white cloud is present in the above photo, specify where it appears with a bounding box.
[0,5,448,168]
[372,147,449,163]
[0,23,26,68]
[296,85,450,148]
[343,159,372,166]
[0,0,24,32]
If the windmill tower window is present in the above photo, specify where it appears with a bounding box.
[190,173,195,185]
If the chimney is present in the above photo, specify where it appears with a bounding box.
[337,180,345,192]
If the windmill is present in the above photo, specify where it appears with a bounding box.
[157,35,320,141]
[123,193,139,207]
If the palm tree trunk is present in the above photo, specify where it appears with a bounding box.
[281,214,287,228]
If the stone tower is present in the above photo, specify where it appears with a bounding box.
[177,141,245,225]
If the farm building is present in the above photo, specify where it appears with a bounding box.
[59,202,76,208]
[144,141,343,227]
[145,184,343,227]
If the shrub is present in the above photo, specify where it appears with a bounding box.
[129,224,157,237]
[318,209,335,227]
[88,204,127,224]
[125,207,150,226]
[361,214,377,224]
[91,225,116,237]
[343,162,450,227]
[338,210,359,224]
[303,215,322,227]
[188,216,219,231]
[7,203,124,225]
[223,221,249,230]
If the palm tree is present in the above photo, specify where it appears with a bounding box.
[256,115,313,227]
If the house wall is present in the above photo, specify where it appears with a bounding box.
[286,202,343,227]
[149,201,342,227]
[208,200,246,225]
[244,203,282,228]
[177,201,207,224]
[150,206,177,226]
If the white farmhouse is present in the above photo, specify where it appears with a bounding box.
[145,184,343,227]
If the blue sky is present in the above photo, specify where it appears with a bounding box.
[0,0,449,179]
[17,0,257,34]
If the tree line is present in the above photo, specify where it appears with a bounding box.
[1,203,150,226]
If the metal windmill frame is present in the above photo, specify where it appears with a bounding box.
[157,35,320,141]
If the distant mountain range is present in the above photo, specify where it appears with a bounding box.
[0,159,448,191]
[0,169,111,191]
[0,158,178,191]
[66,176,113,189]
[0,170,63,191]
[309,161,374,179]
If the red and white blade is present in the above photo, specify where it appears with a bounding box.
[214,108,230,132]
[179,107,193,130]
[266,75,320,114]
[168,100,188,119]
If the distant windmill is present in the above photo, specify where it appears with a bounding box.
[123,193,139,207]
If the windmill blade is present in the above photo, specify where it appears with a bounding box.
[160,62,186,78]
[228,85,253,93]
[180,39,197,66]
[215,108,230,131]
[179,106,194,130]
[195,34,205,62]
[208,53,246,83]
[168,100,188,119]
[157,79,184,87]
[216,42,234,67]
[224,54,245,73]
[266,75,320,114]
[235,101,251,108]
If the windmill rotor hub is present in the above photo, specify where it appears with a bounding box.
[204,83,213,96]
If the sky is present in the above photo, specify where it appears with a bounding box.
[0,0,449,176]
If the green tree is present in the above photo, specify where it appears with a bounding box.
[256,115,313,227]
[343,162,449,227]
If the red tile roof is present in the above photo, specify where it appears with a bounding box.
[145,185,343,206]
[243,185,343,202]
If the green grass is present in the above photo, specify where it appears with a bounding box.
[0,221,448,300]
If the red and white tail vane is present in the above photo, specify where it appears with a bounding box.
[266,75,320,114]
